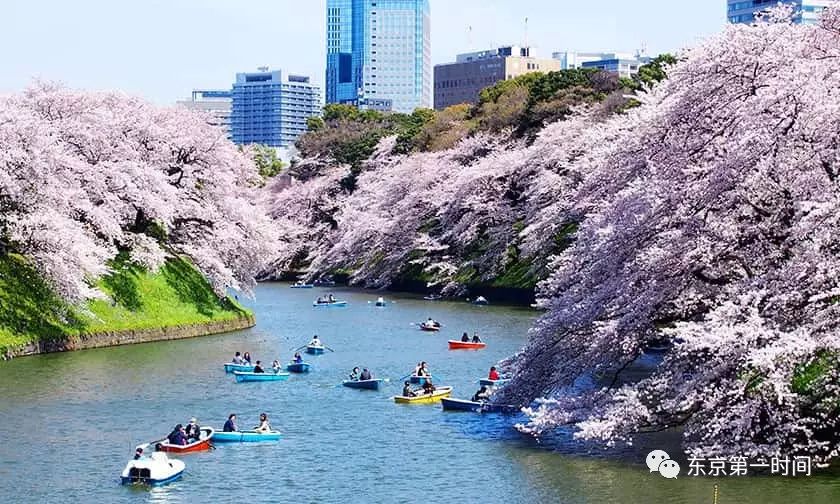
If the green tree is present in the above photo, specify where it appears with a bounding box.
[251,145,285,179]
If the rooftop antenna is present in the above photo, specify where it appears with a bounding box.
[524,17,529,52]
[467,25,473,51]
[257,66,269,72]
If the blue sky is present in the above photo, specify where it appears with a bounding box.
[0,1,724,104]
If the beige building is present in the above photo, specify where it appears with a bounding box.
[433,45,560,110]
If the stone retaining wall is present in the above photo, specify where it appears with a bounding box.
[2,315,255,359]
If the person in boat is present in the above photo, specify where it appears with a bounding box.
[272,360,281,373]
[472,333,482,343]
[316,296,324,304]
[185,417,201,441]
[309,335,322,347]
[472,385,492,402]
[461,332,470,342]
[243,352,252,364]
[134,446,144,460]
[253,360,265,373]
[167,424,187,446]
[328,293,335,302]
[360,368,372,381]
[419,361,430,377]
[349,367,360,381]
[223,413,238,432]
[413,362,422,376]
[488,366,500,381]
[402,381,417,398]
[422,379,436,395]
[255,412,271,433]
[293,352,303,363]
[232,351,244,365]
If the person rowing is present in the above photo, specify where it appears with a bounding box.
[488,366,500,381]
[232,351,244,364]
[308,335,323,347]
[349,367,360,381]
[272,360,281,373]
[472,385,492,402]
[253,360,265,373]
[293,352,303,363]
[359,368,372,381]
[472,332,482,343]
[254,412,271,433]
[461,332,470,342]
[223,413,238,432]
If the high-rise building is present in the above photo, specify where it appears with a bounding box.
[552,51,651,78]
[176,90,232,136]
[326,0,431,113]
[230,69,321,148]
[434,45,560,110]
[727,0,838,24]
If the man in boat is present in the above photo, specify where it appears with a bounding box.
[472,333,482,343]
[402,381,417,397]
[328,293,335,303]
[422,379,436,394]
[253,361,265,373]
[360,368,372,381]
[185,417,201,441]
[461,332,470,342]
[255,413,271,433]
[472,385,492,402]
[309,335,322,347]
[349,367,360,381]
[232,351,244,364]
[167,424,187,445]
[488,366,500,381]
[293,352,303,363]
[223,414,238,432]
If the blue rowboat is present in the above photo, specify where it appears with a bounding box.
[233,371,290,382]
[342,378,382,390]
[312,300,347,307]
[290,283,314,289]
[223,363,255,373]
[441,398,482,412]
[211,430,282,443]
[409,375,432,385]
[479,378,509,387]
[305,345,325,355]
[286,362,311,373]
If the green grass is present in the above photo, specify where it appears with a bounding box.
[0,253,251,355]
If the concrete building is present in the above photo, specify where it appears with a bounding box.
[552,51,651,78]
[175,90,232,136]
[434,45,560,110]
[326,0,432,113]
[230,69,321,148]
[728,0,837,23]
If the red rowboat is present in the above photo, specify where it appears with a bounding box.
[159,427,214,453]
[448,340,486,350]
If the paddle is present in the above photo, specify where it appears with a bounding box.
[294,345,307,351]
[324,346,336,352]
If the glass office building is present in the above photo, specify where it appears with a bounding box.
[230,70,321,148]
[326,0,431,113]
[727,0,837,24]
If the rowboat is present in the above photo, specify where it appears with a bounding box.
[393,386,453,404]
[290,282,314,289]
[313,300,347,307]
[212,430,282,443]
[479,378,509,387]
[448,340,486,350]
[305,345,325,355]
[342,378,383,390]
[440,398,519,414]
[419,323,440,332]
[423,294,442,301]
[223,363,255,373]
[286,362,311,373]
[159,427,214,453]
[472,296,489,305]
[374,297,387,307]
[409,375,432,385]
[121,449,185,486]
[234,371,291,382]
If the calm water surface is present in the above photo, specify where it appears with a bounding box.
[0,284,839,503]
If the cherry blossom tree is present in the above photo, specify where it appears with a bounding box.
[0,82,274,301]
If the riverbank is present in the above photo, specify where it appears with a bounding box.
[0,254,254,359]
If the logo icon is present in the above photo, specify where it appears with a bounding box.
[646,450,680,479]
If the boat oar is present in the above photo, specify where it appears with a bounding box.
[324,346,336,352]
[294,345,307,351]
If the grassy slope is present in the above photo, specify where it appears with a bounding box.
[0,254,250,355]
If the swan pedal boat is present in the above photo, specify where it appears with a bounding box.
[448,340,486,350]
[419,323,440,332]
[159,427,214,453]
[342,378,383,390]
[286,362,311,373]
[305,345,326,355]
[212,430,282,443]
[223,363,255,373]
[393,386,453,404]
[234,371,291,382]
[121,449,185,486]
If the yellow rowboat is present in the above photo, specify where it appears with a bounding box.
[393,386,453,404]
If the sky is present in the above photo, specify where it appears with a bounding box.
[0,1,725,104]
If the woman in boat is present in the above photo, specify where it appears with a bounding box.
[253,360,265,373]
[255,413,271,433]
[293,352,303,364]
[419,361,430,377]
[349,367,360,381]
[328,293,335,303]
[359,368,372,381]
[185,417,201,441]
[472,385,491,402]
[402,381,417,398]
[272,360,281,373]
[422,380,436,394]
[461,332,470,342]
[472,333,482,343]
[223,414,238,432]
[232,351,244,364]
[243,352,252,364]
[488,366,500,381]
[167,424,187,445]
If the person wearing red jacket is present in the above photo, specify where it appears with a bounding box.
[488,366,500,381]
